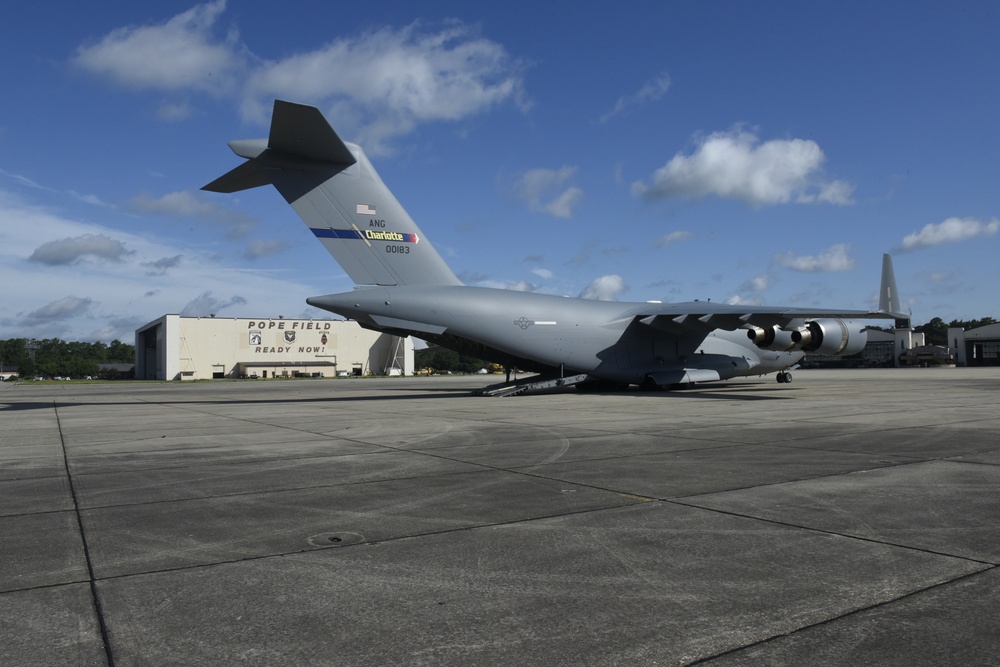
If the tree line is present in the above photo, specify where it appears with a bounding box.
[0,338,135,379]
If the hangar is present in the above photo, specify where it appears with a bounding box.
[135,315,413,380]
[948,322,1000,366]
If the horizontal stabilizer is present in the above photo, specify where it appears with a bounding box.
[202,160,272,193]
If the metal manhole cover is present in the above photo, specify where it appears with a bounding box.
[307,532,365,548]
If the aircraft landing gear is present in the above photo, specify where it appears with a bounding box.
[776,371,793,384]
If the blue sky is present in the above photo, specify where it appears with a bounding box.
[2,1,998,341]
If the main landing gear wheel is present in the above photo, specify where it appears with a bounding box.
[776,371,793,384]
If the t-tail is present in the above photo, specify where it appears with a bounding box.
[202,100,462,287]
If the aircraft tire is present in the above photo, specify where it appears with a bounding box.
[640,376,662,391]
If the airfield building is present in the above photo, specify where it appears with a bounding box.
[948,322,1000,367]
[135,315,413,381]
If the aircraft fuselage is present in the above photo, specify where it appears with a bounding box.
[308,285,802,385]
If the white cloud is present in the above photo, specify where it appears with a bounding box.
[157,101,195,122]
[530,268,554,280]
[181,292,247,316]
[129,190,257,238]
[457,270,489,284]
[808,180,854,205]
[898,216,1000,251]
[73,0,244,94]
[725,294,762,306]
[601,71,671,123]
[653,230,693,248]
[244,21,528,152]
[632,128,853,207]
[0,188,339,341]
[569,241,597,267]
[924,270,964,296]
[513,167,583,218]
[244,239,289,260]
[580,274,628,301]
[75,6,528,149]
[86,316,150,343]
[544,187,585,218]
[23,296,94,325]
[725,273,772,306]
[0,168,53,192]
[774,244,855,272]
[68,191,108,207]
[29,234,133,265]
[3,169,112,209]
[143,255,183,275]
[747,273,771,292]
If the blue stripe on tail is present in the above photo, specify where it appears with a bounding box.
[312,228,361,240]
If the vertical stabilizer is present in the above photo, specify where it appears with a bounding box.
[879,253,909,327]
[879,253,901,314]
[203,100,462,287]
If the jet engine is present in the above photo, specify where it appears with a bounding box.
[790,319,867,355]
[748,319,867,356]
[746,325,798,351]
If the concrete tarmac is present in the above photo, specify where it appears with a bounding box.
[2,368,999,666]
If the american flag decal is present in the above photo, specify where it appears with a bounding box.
[356,204,376,215]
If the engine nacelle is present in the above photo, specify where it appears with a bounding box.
[790,319,867,355]
[747,325,798,351]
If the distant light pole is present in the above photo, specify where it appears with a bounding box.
[27,340,38,377]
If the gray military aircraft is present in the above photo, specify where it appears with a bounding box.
[204,100,906,395]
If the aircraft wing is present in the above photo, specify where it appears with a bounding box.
[630,302,898,334]
[634,254,908,334]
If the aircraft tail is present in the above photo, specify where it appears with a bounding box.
[879,253,910,327]
[202,100,462,287]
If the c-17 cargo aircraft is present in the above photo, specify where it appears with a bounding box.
[204,100,907,396]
